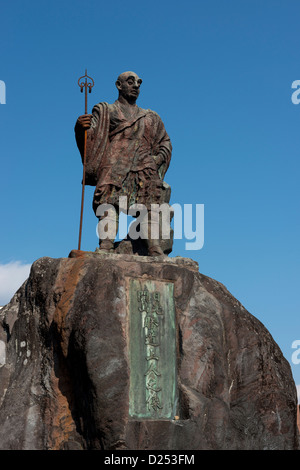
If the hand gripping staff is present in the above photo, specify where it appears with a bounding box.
[77,70,94,251]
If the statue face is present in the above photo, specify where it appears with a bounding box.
[116,72,142,103]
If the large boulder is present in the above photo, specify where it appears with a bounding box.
[0,252,298,450]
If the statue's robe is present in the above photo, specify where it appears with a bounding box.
[75,100,172,212]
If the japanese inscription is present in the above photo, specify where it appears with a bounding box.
[139,287,164,412]
[128,279,177,419]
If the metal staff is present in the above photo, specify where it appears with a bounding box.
[77,70,94,251]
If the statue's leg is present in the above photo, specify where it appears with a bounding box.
[97,207,119,252]
[140,205,165,257]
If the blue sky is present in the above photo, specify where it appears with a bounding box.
[0,0,299,395]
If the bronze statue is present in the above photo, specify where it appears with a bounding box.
[75,71,172,256]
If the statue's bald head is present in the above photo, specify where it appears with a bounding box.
[115,71,142,104]
[116,71,142,85]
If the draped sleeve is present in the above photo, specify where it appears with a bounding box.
[74,102,110,186]
[147,111,172,180]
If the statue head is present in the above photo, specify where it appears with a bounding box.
[115,71,142,104]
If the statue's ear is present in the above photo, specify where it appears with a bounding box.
[115,80,122,91]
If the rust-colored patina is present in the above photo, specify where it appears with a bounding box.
[49,258,87,449]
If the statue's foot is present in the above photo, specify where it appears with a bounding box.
[148,245,165,257]
[98,240,114,253]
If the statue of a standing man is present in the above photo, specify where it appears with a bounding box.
[75,71,172,256]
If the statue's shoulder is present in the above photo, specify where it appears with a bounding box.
[141,108,161,120]
[92,101,109,110]
[91,102,113,119]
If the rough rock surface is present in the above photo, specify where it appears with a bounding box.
[0,252,298,450]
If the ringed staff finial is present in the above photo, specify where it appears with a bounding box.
[77,69,95,251]
[78,70,95,114]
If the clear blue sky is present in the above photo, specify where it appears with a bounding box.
[0,0,299,393]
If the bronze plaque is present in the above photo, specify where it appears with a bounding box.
[128,278,177,419]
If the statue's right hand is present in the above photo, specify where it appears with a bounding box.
[76,114,93,130]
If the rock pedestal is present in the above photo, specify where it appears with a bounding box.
[0,252,298,450]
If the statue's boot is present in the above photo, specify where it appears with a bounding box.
[147,241,165,257]
[99,239,114,252]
